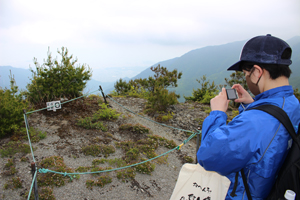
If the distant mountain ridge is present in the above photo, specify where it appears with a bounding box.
[1,36,299,102]
[132,36,300,101]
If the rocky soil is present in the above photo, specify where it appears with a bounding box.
[0,96,211,200]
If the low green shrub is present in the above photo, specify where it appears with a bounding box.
[86,175,112,189]
[38,156,75,187]
[13,127,47,142]
[182,155,194,163]
[39,187,56,200]
[93,103,120,121]
[125,147,139,161]
[4,177,22,190]
[82,144,115,157]
[156,111,174,122]
[12,177,22,189]
[148,135,177,149]
[134,159,155,175]
[3,159,17,175]
[119,123,150,134]
[75,166,91,173]
[92,159,107,166]
[146,87,178,113]
[76,117,107,131]
[90,166,112,176]
[116,168,136,182]
[0,141,31,157]
[184,75,219,104]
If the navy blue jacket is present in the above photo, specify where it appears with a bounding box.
[197,86,300,199]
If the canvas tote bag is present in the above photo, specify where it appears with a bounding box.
[170,163,231,200]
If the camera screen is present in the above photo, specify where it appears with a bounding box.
[226,89,238,100]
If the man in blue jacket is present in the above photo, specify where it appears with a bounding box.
[197,34,300,199]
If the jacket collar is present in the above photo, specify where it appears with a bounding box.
[254,85,294,101]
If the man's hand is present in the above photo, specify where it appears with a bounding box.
[232,84,254,104]
[210,88,230,112]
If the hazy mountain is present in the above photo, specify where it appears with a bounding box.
[132,36,300,101]
[133,57,180,79]
[0,66,32,91]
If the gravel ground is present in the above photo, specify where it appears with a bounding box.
[0,97,207,200]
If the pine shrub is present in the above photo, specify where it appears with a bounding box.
[184,75,219,103]
[0,72,30,138]
[26,47,92,105]
[146,87,178,113]
[113,65,182,113]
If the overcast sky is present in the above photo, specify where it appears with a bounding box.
[0,0,299,81]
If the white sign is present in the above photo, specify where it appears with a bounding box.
[46,101,61,112]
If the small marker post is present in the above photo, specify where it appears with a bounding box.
[31,162,39,200]
[99,85,108,104]
[195,127,201,164]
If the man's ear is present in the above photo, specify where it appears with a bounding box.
[253,65,264,77]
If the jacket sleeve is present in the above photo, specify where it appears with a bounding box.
[197,110,257,176]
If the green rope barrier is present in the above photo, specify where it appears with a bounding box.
[27,170,37,200]
[23,113,36,163]
[22,86,202,193]
[107,95,195,134]
[38,131,199,179]
[26,89,100,115]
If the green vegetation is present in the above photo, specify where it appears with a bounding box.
[148,135,177,149]
[114,65,182,113]
[0,141,31,157]
[38,156,76,187]
[26,187,56,200]
[119,123,150,134]
[92,158,107,166]
[3,159,22,190]
[38,187,56,200]
[90,166,112,176]
[294,88,300,101]
[75,166,91,173]
[146,86,178,112]
[156,112,174,122]
[77,103,120,131]
[184,75,220,104]
[86,175,112,189]
[81,144,115,157]
[4,177,22,190]
[26,47,92,105]
[134,159,156,175]
[115,134,177,173]
[116,168,136,182]
[11,127,47,142]
[227,110,240,122]
[0,71,31,138]
[93,103,120,121]
[4,159,17,175]
[76,117,107,131]
[181,155,194,163]
[87,94,104,104]
[154,155,169,165]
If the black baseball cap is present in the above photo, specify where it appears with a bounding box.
[227,34,292,71]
